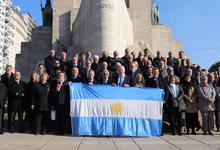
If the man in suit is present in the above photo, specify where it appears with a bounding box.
[174,58,186,78]
[66,56,81,81]
[8,72,26,132]
[167,51,176,67]
[91,55,101,80]
[179,51,186,66]
[1,65,14,131]
[85,70,99,85]
[146,67,165,90]
[113,66,130,87]
[1,65,14,89]
[100,70,112,85]
[44,50,59,75]
[99,50,111,64]
[110,51,124,71]
[69,67,84,83]
[159,59,168,79]
[59,50,67,72]
[121,48,131,66]
[152,51,164,68]
[128,62,142,87]
[0,75,8,134]
[81,60,93,80]
[36,64,45,78]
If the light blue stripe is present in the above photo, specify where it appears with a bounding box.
[70,83,164,102]
[71,117,162,137]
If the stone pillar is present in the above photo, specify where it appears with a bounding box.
[72,0,134,56]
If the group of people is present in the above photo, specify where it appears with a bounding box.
[0,48,220,136]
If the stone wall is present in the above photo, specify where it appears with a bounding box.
[16,27,52,81]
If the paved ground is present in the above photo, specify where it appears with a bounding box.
[1,133,220,150]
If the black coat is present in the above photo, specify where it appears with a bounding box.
[127,70,142,87]
[174,65,186,78]
[50,81,70,109]
[32,83,50,112]
[99,56,111,64]
[0,82,7,108]
[8,80,26,111]
[146,77,166,90]
[8,80,26,101]
[215,87,220,111]
[99,78,113,85]
[69,76,84,83]
[113,75,130,86]
[152,57,164,67]
[66,61,82,81]
[85,79,99,85]
[26,81,38,108]
[44,55,59,75]
[59,58,67,71]
[1,73,14,89]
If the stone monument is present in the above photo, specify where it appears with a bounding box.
[52,0,181,56]
[16,0,181,81]
[72,0,134,55]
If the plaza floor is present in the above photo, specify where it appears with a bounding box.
[0,132,220,150]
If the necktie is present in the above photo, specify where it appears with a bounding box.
[119,77,122,86]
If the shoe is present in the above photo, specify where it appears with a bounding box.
[34,132,39,135]
[208,132,214,136]
[41,131,46,135]
[186,129,190,135]
[19,129,24,133]
[192,131,197,135]
[178,132,182,136]
[56,132,64,136]
[203,132,208,135]
[196,127,201,131]
[8,128,14,133]
[217,128,220,132]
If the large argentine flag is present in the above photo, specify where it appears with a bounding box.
[70,83,164,137]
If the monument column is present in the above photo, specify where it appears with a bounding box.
[72,0,134,55]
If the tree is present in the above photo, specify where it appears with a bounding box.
[209,61,220,73]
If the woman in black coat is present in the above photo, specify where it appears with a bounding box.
[25,73,39,133]
[31,73,50,135]
[50,72,70,135]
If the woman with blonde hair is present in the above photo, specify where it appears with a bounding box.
[135,73,145,88]
[26,72,39,133]
[31,72,50,135]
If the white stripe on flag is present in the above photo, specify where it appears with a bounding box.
[70,99,163,120]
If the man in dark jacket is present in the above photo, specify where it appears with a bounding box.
[146,67,165,90]
[44,50,59,75]
[1,65,14,131]
[69,67,84,83]
[113,66,130,87]
[0,75,8,134]
[8,72,26,132]
[100,70,113,85]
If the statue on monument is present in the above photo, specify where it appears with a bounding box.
[41,0,53,27]
[125,0,130,8]
[151,0,160,24]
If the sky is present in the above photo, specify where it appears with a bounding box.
[12,0,220,69]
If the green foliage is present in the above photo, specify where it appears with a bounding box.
[209,61,220,73]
